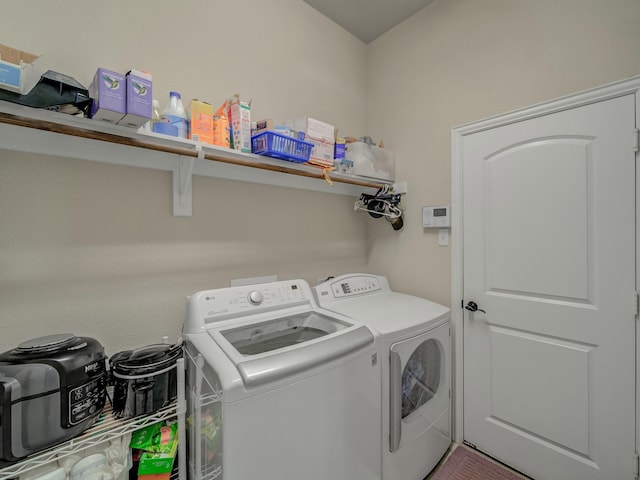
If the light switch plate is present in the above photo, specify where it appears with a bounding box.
[438,228,449,246]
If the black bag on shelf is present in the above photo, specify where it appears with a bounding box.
[0,70,92,115]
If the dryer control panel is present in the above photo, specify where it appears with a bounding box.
[329,275,383,299]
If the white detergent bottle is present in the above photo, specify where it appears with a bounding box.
[161,91,188,138]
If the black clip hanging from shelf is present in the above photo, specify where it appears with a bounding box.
[354,185,405,231]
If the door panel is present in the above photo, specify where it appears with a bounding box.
[485,138,592,300]
[462,94,636,479]
[490,326,593,456]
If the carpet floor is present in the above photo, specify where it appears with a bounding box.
[427,444,530,480]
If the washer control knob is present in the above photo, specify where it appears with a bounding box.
[248,290,264,306]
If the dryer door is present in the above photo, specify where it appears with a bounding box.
[389,321,450,452]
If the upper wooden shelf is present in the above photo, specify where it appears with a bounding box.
[0,100,389,215]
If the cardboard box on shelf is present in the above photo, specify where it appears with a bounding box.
[188,99,214,144]
[294,117,335,162]
[89,68,126,123]
[227,94,251,153]
[213,101,230,148]
[253,117,274,136]
[306,137,335,163]
[0,44,41,94]
[295,117,334,141]
[118,69,152,128]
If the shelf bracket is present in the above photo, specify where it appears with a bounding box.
[172,146,202,217]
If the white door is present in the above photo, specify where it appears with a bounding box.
[461,93,636,479]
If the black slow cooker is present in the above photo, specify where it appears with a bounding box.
[0,333,107,461]
[110,343,182,419]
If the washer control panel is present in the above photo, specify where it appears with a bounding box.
[247,290,264,305]
[197,280,309,323]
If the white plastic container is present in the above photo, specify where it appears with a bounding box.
[161,91,188,138]
[151,99,161,124]
[345,141,396,181]
[142,99,161,132]
[69,453,107,480]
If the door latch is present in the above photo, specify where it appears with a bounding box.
[464,301,486,314]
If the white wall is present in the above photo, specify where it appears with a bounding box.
[5,0,640,355]
[0,0,370,354]
[366,0,640,306]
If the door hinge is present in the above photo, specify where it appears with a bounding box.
[633,452,639,477]
[634,129,640,153]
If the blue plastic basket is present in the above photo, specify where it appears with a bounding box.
[251,131,314,163]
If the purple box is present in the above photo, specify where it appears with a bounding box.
[89,68,126,123]
[334,138,346,160]
[118,69,152,128]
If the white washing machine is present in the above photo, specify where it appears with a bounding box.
[313,273,451,480]
[182,278,382,480]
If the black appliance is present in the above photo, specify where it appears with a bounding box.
[0,334,107,462]
[110,343,182,419]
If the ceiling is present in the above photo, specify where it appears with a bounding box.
[302,0,435,44]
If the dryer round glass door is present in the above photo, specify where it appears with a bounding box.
[389,321,450,452]
[400,338,441,418]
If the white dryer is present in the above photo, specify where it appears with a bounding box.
[182,279,382,480]
[313,273,451,480]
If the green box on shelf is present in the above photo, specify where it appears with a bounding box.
[131,422,179,475]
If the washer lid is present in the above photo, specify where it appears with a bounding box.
[16,333,79,354]
[207,310,374,388]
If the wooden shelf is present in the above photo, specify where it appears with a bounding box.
[0,101,389,216]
